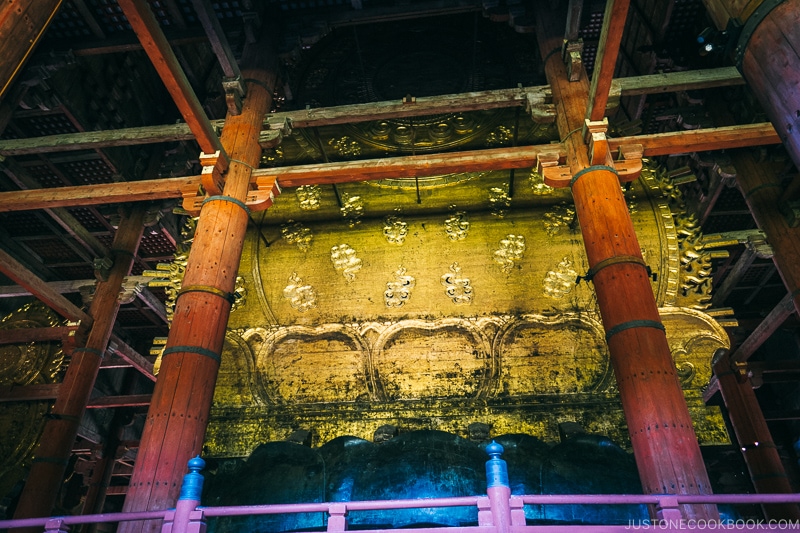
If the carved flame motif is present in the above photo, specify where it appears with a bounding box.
[543,203,576,236]
[283,273,318,312]
[384,267,416,307]
[493,234,526,272]
[543,257,578,299]
[383,215,408,245]
[489,186,511,217]
[296,185,322,210]
[441,262,474,304]
[281,220,314,252]
[330,244,363,282]
[340,192,364,225]
[444,210,470,241]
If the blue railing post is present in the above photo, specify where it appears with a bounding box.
[484,441,511,533]
[162,456,207,533]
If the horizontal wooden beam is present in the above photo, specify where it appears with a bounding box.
[0,326,80,344]
[0,123,784,212]
[731,292,795,363]
[86,394,151,409]
[265,86,543,130]
[0,123,200,156]
[608,123,780,157]
[0,70,747,157]
[0,276,154,298]
[254,144,558,187]
[613,67,745,97]
[0,383,60,402]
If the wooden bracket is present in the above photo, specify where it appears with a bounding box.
[562,39,584,81]
[615,143,643,183]
[526,89,556,124]
[537,151,571,188]
[258,129,283,150]
[248,176,282,212]
[222,75,246,116]
[199,150,229,196]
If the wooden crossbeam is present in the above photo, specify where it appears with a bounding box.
[0,69,746,156]
[86,394,151,409]
[0,123,782,212]
[108,335,156,382]
[0,383,60,402]
[0,326,79,344]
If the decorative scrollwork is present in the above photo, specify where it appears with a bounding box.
[493,235,526,273]
[296,185,322,211]
[529,169,554,195]
[282,220,314,252]
[441,262,474,304]
[444,209,470,241]
[385,267,415,307]
[340,192,364,225]
[283,273,318,312]
[543,257,578,299]
[543,203,576,236]
[331,244,363,282]
[383,215,408,245]
[489,185,511,217]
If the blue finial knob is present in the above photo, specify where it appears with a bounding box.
[485,440,504,458]
[178,456,206,501]
[484,440,509,488]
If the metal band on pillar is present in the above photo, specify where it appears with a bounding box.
[202,195,250,214]
[586,255,648,281]
[71,347,105,358]
[734,0,786,68]
[177,284,236,304]
[570,165,618,187]
[161,345,221,364]
[605,319,666,342]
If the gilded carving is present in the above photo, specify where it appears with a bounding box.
[488,185,511,217]
[281,220,314,252]
[529,169,554,195]
[493,234,526,273]
[543,203,576,236]
[385,267,415,307]
[543,257,578,299]
[443,210,470,241]
[382,215,408,245]
[0,303,65,499]
[283,273,318,312]
[340,192,364,225]
[676,213,714,310]
[330,244,363,282]
[296,185,322,210]
[441,262,474,304]
[485,125,513,147]
[328,135,362,157]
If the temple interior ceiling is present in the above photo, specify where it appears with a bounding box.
[0,0,798,512]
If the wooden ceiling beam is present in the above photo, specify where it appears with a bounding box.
[0,122,783,211]
[0,246,92,324]
[116,0,223,156]
[0,68,744,156]
[108,335,156,382]
[0,1,63,101]
[586,0,631,121]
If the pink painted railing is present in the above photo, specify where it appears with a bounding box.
[1,444,799,533]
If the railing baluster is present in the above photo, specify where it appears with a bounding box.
[327,502,347,532]
[485,441,512,533]
[163,456,207,533]
[43,518,70,533]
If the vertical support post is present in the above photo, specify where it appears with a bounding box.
[120,33,277,533]
[484,441,511,533]
[535,3,717,520]
[326,503,347,532]
[13,204,147,527]
[712,349,800,520]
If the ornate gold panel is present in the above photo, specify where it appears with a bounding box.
[203,162,730,458]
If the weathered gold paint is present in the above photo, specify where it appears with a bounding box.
[204,163,730,457]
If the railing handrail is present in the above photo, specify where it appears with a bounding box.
[2,492,799,529]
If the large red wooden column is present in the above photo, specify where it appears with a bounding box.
[537,5,716,520]
[713,349,800,519]
[118,46,276,533]
[12,204,147,526]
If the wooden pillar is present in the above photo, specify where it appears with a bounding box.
[731,150,800,316]
[713,349,800,519]
[12,204,147,526]
[536,5,716,520]
[118,43,277,533]
[0,1,63,100]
